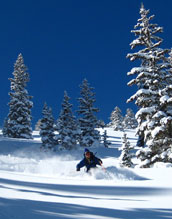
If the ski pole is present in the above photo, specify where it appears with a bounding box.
[99,162,106,172]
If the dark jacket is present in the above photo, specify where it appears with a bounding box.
[76,152,102,172]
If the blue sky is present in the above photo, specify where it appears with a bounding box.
[0,0,172,127]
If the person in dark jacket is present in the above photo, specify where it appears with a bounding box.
[76,148,103,172]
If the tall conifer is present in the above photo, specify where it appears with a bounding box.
[108,106,124,131]
[123,108,137,129]
[57,91,78,150]
[40,103,56,150]
[4,54,33,139]
[77,79,100,147]
[127,4,170,166]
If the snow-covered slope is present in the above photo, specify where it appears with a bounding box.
[0,128,172,219]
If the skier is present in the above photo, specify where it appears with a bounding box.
[76,148,103,172]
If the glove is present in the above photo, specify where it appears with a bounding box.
[76,167,80,171]
[98,159,103,165]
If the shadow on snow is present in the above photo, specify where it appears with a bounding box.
[0,177,166,197]
[0,197,172,219]
[0,178,172,218]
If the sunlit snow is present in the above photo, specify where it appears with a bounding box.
[0,128,172,219]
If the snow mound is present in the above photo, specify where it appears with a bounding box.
[84,166,148,181]
[106,166,148,180]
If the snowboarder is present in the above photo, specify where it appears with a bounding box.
[76,148,103,172]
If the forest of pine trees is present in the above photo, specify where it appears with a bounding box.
[2,57,104,151]
[1,4,172,167]
[107,106,137,130]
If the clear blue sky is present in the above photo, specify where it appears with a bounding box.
[0,0,172,127]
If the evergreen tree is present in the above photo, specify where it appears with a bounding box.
[108,106,124,131]
[77,79,100,147]
[102,130,111,148]
[40,103,56,150]
[119,132,133,167]
[57,91,78,150]
[127,4,170,167]
[4,54,33,139]
[123,108,138,129]
[142,49,172,164]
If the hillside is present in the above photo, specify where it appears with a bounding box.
[0,128,172,219]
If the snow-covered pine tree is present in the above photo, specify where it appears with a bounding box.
[108,106,124,131]
[145,49,172,164]
[77,79,100,147]
[3,53,33,139]
[119,132,133,167]
[127,4,170,167]
[40,103,56,150]
[123,108,138,129]
[102,130,111,148]
[57,91,78,150]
